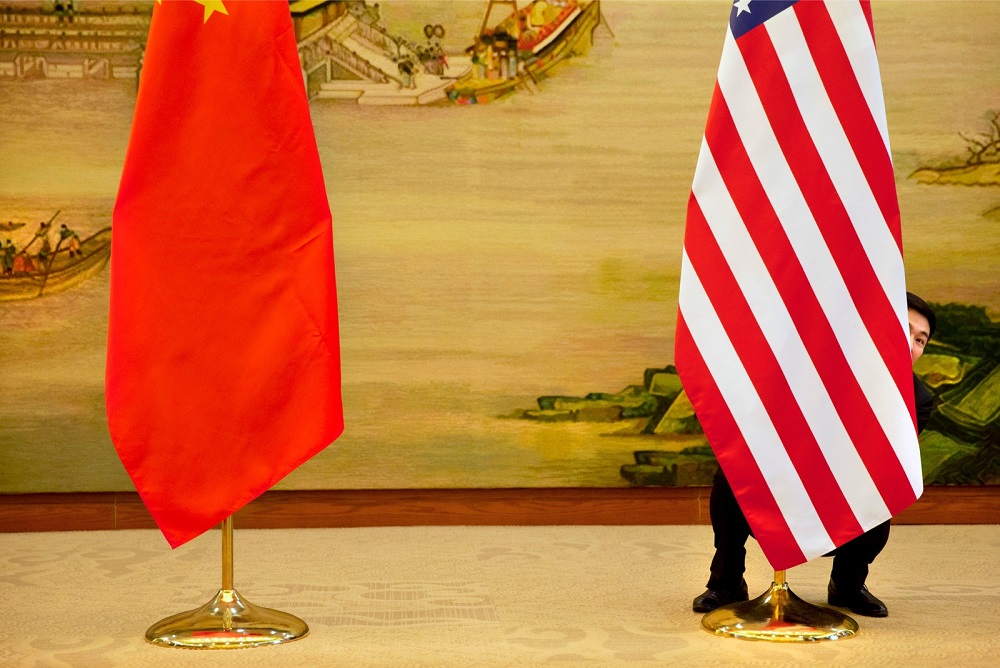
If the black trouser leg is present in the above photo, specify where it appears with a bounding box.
[707,469,752,590]
[830,520,890,592]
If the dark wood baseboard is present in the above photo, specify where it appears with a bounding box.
[1,486,997,534]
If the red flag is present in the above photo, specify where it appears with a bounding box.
[676,0,920,570]
[106,0,343,547]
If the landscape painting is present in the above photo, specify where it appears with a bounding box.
[1,0,998,495]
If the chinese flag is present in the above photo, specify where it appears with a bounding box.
[106,0,343,547]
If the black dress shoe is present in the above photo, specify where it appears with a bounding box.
[692,580,749,613]
[827,580,888,617]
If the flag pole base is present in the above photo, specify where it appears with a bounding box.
[145,588,309,649]
[701,574,858,642]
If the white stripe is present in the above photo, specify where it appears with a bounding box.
[825,0,891,155]
[765,11,921,492]
[679,250,833,558]
[691,138,891,527]
[718,26,922,496]
[824,0,908,346]
[765,10,905,318]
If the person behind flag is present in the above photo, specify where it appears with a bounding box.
[692,292,937,617]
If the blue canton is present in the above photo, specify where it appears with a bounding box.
[730,0,800,39]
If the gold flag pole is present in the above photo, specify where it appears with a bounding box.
[701,570,859,642]
[145,516,309,649]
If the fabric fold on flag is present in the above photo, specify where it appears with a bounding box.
[675,0,920,571]
[106,0,343,548]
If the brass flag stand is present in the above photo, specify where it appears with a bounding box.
[145,516,309,649]
[701,570,858,642]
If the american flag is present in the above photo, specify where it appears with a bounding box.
[675,0,921,570]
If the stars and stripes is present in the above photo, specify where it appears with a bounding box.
[675,0,920,570]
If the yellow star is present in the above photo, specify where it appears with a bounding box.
[194,0,229,23]
[156,0,229,24]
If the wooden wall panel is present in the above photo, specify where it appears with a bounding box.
[0,493,117,533]
[1,487,997,534]
[232,488,706,529]
[891,486,1000,525]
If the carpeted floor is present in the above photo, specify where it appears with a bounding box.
[1,525,998,666]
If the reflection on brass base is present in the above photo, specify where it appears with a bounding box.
[145,588,309,649]
[701,579,859,642]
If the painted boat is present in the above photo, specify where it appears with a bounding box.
[448,0,601,105]
[0,227,111,301]
[1,221,26,232]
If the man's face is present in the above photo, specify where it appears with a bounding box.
[908,309,931,366]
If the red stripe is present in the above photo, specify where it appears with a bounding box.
[793,1,901,252]
[704,91,917,515]
[675,313,807,570]
[685,194,863,544]
[736,24,913,408]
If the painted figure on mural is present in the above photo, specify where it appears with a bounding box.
[2,239,15,275]
[692,293,937,618]
[59,224,81,258]
[27,221,53,266]
[397,57,414,89]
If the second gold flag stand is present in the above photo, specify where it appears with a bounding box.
[145,516,309,649]
[701,570,859,642]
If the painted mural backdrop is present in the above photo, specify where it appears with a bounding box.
[1,0,998,494]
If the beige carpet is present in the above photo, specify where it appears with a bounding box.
[1,525,998,666]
